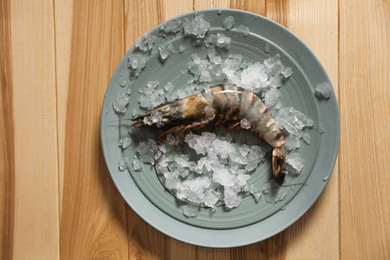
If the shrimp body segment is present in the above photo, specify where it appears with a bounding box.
[131,85,287,184]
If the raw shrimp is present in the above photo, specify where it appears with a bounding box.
[131,85,287,184]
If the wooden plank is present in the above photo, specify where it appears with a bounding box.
[0,1,15,259]
[124,1,166,258]
[54,0,73,214]
[124,1,197,259]
[159,3,198,260]
[229,0,266,16]
[194,0,230,10]
[58,1,128,259]
[339,0,390,258]
[7,0,59,258]
[265,1,339,259]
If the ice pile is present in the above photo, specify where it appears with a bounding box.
[275,107,314,172]
[185,52,293,98]
[154,132,269,216]
[188,51,226,85]
[275,107,314,136]
[182,13,210,39]
[138,81,166,110]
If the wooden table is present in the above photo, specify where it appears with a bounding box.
[1,0,389,259]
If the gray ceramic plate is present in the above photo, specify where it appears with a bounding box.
[101,9,340,248]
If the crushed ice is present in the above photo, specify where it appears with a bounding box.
[113,14,317,217]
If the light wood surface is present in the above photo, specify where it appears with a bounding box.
[1,0,389,259]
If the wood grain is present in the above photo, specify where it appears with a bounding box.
[266,1,340,259]
[54,0,73,213]
[58,0,128,259]
[340,0,390,259]
[7,0,60,258]
[1,0,390,259]
[0,1,15,259]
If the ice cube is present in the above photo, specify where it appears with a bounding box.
[137,139,158,164]
[265,59,284,76]
[237,25,250,36]
[113,93,130,114]
[164,170,180,189]
[139,82,166,110]
[118,156,129,171]
[300,132,311,144]
[132,157,143,171]
[183,204,199,218]
[240,63,268,92]
[118,138,132,149]
[285,134,300,151]
[222,16,235,30]
[269,75,284,88]
[203,189,221,208]
[238,144,251,156]
[143,111,164,127]
[134,32,156,53]
[281,67,293,78]
[158,43,176,62]
[174,154,195,169]
[213,168,234,186]
[185,132,216,155]
[188,54,209,78]
[224,187,242,208]
[204,33,231,50]
[275,107,314,135]
[164,82,174,92]
[315,82,332,99]
[128,53,147,77]
[264,88,279,107]
[236,174,250,188]
[286,151,305,172]
[262,180,287,203]
[207,49,222,64]
[200,70,213,82]
[211,139,236,159]
[182,14,210,39]
[249,185,262,202]
[160,19,182,35]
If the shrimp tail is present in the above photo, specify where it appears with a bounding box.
[272,146,286,184]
